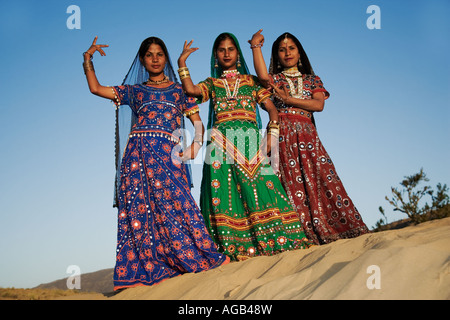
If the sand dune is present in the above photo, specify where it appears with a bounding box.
[63,217,450,300]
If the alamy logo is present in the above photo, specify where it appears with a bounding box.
[366,5,381,30]
[66,265,81,290]
[66,5,81,30]
[366,265,381,289]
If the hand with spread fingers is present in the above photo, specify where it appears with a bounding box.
[83,36,109,60]
[178,40,199,67]
[270,82,291,104]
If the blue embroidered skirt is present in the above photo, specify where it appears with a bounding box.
[114,129,227,290]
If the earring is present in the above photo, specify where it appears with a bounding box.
[214,57,218,68]
[237,55,241,68]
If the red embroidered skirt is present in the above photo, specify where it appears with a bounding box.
[277,112,369,244]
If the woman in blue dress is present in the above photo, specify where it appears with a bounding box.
[83,36,229,291]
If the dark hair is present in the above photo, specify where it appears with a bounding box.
[138,36,169,60]
[213,33,237,54]
[271,32,314,75]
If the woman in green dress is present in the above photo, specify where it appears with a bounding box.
[177,33,311,261]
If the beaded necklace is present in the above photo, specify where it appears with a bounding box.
[145,75,169,85]
[281,67,303,99]
[221,70,240,100]
[221,69,239,79]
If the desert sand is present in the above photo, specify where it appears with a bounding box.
[64,217,450,300]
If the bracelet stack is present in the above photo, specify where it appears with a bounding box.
[83,51,95,74]
[267,120,279,137]
[183,106,199,117]
[83,60,95,74]
[178,67,190,80]
[193,133,203,146]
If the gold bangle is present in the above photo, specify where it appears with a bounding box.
[178,67,189,75]
[267,120,279,131]
[183,106,199,117]
[268,132,279,139]
[178,67,190,80]
[83,51,93,60]
[83,61,95,74]
[179,73,191,80]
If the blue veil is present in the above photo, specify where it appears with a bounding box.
[113,37,192,208]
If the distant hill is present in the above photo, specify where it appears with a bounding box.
[35,268,114,294]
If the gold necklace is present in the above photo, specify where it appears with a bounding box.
[146,75,169,85]
[282,66,302,77]
[281,68,303,98]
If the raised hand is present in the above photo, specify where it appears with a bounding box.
[248,29,264,47]
[84,36,109,59]
[178,40,199,67]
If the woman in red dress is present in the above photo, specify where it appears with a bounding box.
[249,30,369,244]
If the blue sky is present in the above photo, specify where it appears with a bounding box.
[0,0,448,289]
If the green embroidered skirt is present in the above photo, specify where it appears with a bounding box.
[200,120,311,260]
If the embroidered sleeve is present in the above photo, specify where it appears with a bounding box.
[196,77,213,104]
[252,76,272,104]
[182,93,200,117]
[310,75,330,99]
[111,85,134,108]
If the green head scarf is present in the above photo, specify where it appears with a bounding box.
[206,32,262,130]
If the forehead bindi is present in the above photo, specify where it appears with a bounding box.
[146,44,164,55]
[279,38,297,50]
[217,39,236,50]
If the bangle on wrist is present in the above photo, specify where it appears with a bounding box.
[178,67,190,80]
[83,60,95,74]
[267,120,279,127]
[194,139,203,147]
[267,119,280,136]
[83,51,93,60]
[250,43,263,49]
